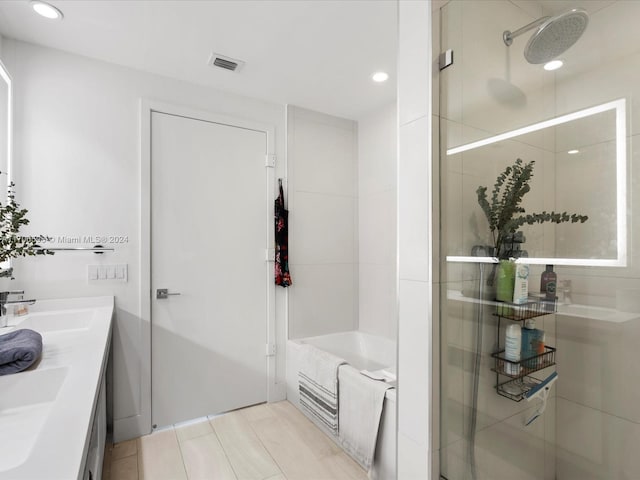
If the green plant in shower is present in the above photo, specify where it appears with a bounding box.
[0,180,53,275]
[476,158,589,259]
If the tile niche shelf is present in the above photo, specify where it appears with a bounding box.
[491,297,557,402]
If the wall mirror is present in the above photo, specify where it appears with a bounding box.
[445,98,627,267]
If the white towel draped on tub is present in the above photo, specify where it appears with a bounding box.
[338,366,394,471]
[298,344,346,435]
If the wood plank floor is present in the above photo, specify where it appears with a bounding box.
[103,400,368,480]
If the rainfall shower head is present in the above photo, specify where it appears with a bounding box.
[503,8,589,64]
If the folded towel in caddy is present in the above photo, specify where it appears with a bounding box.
[0,329,43,376]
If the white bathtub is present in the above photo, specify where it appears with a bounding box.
[286,331,397,480]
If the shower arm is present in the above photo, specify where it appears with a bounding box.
[503,16,550,46]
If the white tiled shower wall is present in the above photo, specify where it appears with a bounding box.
[437,1,640,479]
[438,3,557,478]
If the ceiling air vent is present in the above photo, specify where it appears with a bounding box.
[208,52,245,72]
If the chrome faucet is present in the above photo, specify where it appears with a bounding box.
[558,280,572,305]
[0,290,36,316]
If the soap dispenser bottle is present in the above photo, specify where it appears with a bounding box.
[540,264,557,300]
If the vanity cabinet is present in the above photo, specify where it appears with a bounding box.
[83,368,107,480]
[0,296,113,480]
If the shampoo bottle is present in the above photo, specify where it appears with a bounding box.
[504,323,521,375]
[521,319,545,368]
[512,263,530,305]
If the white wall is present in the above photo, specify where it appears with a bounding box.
[358,102,397,340]
[3,39,287,442]
[397,1,433,478]
[286,105,358,339]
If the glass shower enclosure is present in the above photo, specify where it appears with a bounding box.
[438,1,640,479]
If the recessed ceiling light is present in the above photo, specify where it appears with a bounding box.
[30,1,64,20]
[568,149,580,154]
[543,60,564,71]
[372,72,389,83]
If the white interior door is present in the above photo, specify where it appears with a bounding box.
[151,111,268,428]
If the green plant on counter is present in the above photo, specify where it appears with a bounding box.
[0,181,53,273]
[476,158,589,259]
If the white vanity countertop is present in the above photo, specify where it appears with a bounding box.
[0,296,114,480]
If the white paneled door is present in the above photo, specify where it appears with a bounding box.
[151,111,268,428]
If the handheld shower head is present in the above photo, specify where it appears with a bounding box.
[504,8,589,64]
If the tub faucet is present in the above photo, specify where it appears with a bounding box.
[558,280,572,305]
[0,290,36,316]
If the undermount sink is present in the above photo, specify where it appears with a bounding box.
[0,366,69,472]
[15,310,93,333]
[0,365,68,412]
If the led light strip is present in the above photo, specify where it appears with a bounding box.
[446,99,624,156]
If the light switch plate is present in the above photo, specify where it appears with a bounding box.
[116,265,126,280]
[88,265,98,280]
[88,264,128,283]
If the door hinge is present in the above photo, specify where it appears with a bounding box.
[439,49,454,71]
[266,343,276,356]
[265,154,276,168]
[265,248,275,262]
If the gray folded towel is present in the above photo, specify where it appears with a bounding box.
[0,329,43,376]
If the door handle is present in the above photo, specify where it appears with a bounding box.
[156,288,181,299]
